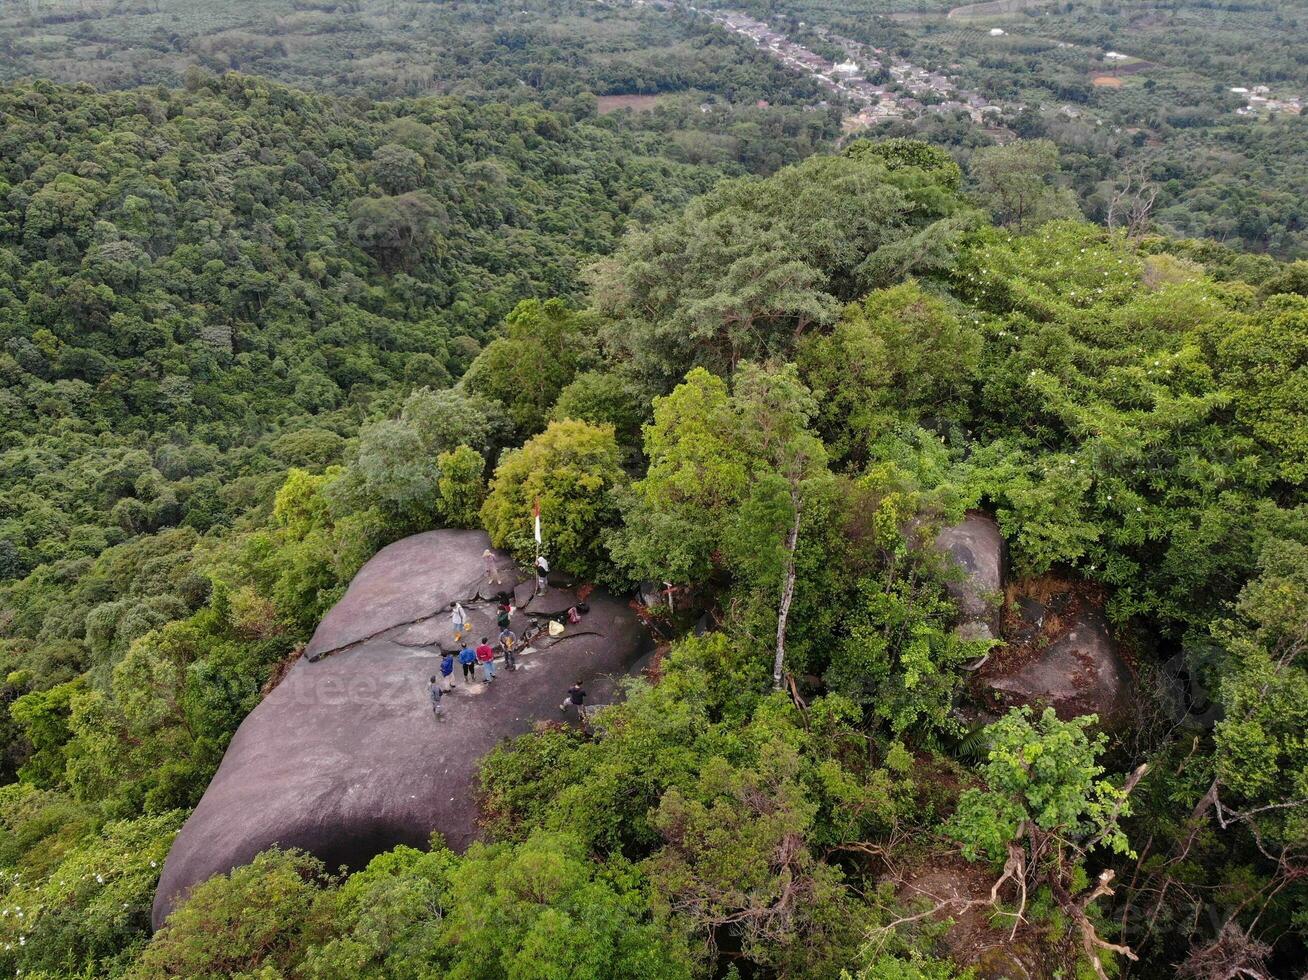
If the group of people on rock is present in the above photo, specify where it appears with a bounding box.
[446,599,517,685]
[427,590,587,723]
[482,547,549,594]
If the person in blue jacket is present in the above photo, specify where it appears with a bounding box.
[458,643,477,683]
[439,650,456,690]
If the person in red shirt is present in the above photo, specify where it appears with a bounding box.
[475,636,496,683]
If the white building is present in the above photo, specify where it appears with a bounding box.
[833,60,860,76]
[989,28,1006,37]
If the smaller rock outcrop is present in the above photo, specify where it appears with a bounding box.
[932,516,1132,728]
[967,578,1134,728]
[933,512,1005,642]
[982,603,1132,726]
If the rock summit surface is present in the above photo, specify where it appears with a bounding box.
[152,529,650,928]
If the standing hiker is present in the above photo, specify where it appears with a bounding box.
[458,643,477,683]
[560,679,586,715]
[535,554,550,594]
[450,602,470,644]
[483,548,502,585]
[429,676,445,722]
[499,626,518,671]
[476,636,496,683]
[439,650,455,691]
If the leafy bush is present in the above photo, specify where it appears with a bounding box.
[481,419,627,585]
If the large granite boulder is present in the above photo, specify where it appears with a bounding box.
[152,529,650,928]
[934,512,1005,642]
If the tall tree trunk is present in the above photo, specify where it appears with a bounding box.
[773,489,802,691]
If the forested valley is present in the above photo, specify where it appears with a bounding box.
[1,3,1307,979]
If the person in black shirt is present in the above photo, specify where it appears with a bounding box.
[559,680,586,714]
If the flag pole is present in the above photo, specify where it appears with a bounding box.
[532,498,542,596]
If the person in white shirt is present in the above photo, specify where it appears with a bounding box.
[450,601,470,644]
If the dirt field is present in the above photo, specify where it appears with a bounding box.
[596,93,661,114]
[1092,73,1125,88]
[947,0,1050,20]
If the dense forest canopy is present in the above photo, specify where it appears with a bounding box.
[1,100,1305,975]
[1,0,1307,259]
[0,75,728,584]
[0,0,822,103]
[0,1,1305,977]
[0,0,842,173]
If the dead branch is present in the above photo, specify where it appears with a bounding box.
[785,671,809,716]
[1055,869,1138,980]
[988,839,1028,939]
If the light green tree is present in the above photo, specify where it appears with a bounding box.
[481,419,627,585]
[550,369,648,453]
[440,832,690,980]
[843,137,963,190]
[435,446,487,528]
[611,368,749,586]
[128,849,329,979]
[1209,536,1308,860]
[799,281,982,465]
[299,846,455,978]
[944,707,1143,980]
[728,362,829,689]
[462,299,591,438]
[347,388,504,529]
[612,363,828,687]
[822,465,989,737]
[0,809,182,978]
[646,740,861,976]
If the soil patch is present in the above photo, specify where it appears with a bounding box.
[983,575,1108,678]
[894,854,1052,977]
[596,93,661,114]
